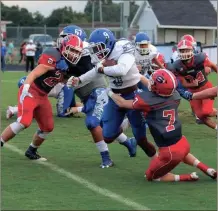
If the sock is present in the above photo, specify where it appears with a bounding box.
[120,119,130,131]
[215,125,217,130]
[13,106,18,114]
[30,143,38,148]
[76,106,83,113]
[96,140,108,152]
[195,160,209,173]
[178,174,192,181]
[116,133,128,143]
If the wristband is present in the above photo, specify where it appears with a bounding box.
[108,91,114,98]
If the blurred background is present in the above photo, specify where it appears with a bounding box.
[1,0,217,71]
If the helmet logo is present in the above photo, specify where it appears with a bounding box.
[156,76,165,83]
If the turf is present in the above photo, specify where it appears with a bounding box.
[1,71,217,210]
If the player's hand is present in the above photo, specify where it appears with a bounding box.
[19,84,33,104]
[95,60,105,74]
[192,79,199,87]
[137,65,142,72]
[67,76,80,87]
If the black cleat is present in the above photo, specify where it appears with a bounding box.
[25,146,47,161]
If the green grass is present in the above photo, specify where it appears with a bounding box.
[1,71,217,210]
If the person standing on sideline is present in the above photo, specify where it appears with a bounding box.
[35,41,43,63]
[7,40,15,64]
[25,39,36,72]
[1,41,7,72]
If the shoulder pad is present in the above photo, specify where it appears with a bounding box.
[122,41,135,53]
[42,47,61,62]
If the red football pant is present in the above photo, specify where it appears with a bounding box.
[189,81,214,119]
[145,136,190,181]
[17,83,54,132]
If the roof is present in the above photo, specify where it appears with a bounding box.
[148,0,217,28]
[131,0,217,29]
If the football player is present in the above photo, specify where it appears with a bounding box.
[172,39,217,130]
[6,76,83,119]
[134,32,164,90]
[1,35,83,161]
[108,69,217,181]
[68,28,157,159]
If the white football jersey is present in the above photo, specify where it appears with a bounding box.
[105,39,141,89]
[135,44,158,75]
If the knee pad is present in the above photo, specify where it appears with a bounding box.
[85,116,100,130]
[37,129,50,139]
[10,122,25,134]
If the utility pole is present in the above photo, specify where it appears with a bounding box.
[99,0,103,22]
[92,0,95,29]
[123,1,130,38]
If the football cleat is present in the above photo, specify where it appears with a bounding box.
[6,106,14,119]
[126,137,137,157]
[25,146,47,161]
[190,172,199,181]
[206,168,217,179]
[100,151,114,168]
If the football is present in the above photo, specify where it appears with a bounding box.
[102,59,117,67]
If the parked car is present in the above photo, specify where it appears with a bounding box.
[29,34,54,47]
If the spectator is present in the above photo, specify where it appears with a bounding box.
[35,41,43,63]
[1,41,7,72]
[7,40,15,64]
[25,39,36,72]
[19,41,26,64]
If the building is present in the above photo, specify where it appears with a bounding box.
[130,0,217,45]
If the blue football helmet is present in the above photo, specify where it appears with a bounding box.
[135,32,150,55]
[18,76,27,88]
[57,25,87,48]
[88,28,116,63]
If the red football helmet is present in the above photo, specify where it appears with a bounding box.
[149,69,177,97]
[177,39,194,60]
[181,34,196,46]
[151,53,165,70]
[60,34,83,64]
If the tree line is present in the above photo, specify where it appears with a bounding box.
[1,0,138,27]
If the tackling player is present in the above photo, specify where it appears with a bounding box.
[172,39,217,130]
[108,69,216,181]
[1,35,83,161]
[192,86,217,100]
[6,76,83,119]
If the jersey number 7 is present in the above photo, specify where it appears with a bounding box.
[163,109,175,132]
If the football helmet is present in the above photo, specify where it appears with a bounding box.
[181,34,196,46]
[59,34,83,65]
[177,40,194,60]
[18,76,27,88]
[151,53,165,70]
[135,32,150,55]
[88,28,116,63]
[57,25,87,48]
[148,69,177,97]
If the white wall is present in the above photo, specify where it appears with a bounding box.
[137,6,157,43]
[203,46,217,64]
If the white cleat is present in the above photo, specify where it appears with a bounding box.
[6,106,14,119]
[190,172,199,181]
[206,168,217,179]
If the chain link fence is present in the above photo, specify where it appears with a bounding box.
[6,26,154,47]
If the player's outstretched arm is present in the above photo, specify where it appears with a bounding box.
[108,91,134,109]
[140,75,150,87]
[192,86,217,100]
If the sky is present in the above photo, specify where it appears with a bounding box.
[2,1,142,17]
[2,1,88,16]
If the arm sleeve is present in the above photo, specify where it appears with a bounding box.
[79,67,98,84]
[103,53,135,77]
[176,79,193,100]
[132,94,151,112]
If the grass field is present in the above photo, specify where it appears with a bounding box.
[1,71,217,210]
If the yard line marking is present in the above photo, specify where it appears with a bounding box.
[5,144,151,211]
